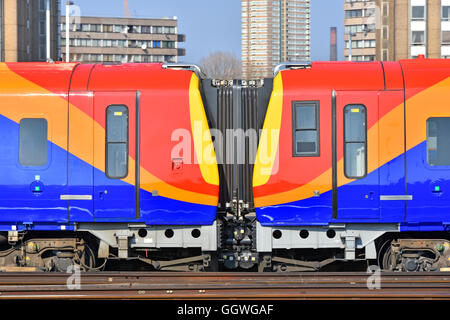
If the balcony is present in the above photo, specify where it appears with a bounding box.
[177,48,186,56]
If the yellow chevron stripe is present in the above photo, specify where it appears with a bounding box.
[253,73,283,187]
[189,73,219,186]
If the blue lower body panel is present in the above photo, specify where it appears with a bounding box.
[0,114,217,231]
[256,142,450,231]
[0,115,69,225]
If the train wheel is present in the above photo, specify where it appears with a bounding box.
[378,240,395,271]
[382,248,394,270]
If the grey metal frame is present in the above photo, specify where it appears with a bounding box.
[256,222,399,260]
[273,62,312,77]
[0,0,4,61]
[78,221,218,258]
[292,101,321,157]
[162,63,206,79]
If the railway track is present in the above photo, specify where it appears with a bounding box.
[0,272,449,300]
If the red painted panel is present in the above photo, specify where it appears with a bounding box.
[281,61,385,91]
[69,64,96,92]
[382,61,404,90]
[87,63,193,92]
[254,89,333,198]
[139,88,217,196]
[400,59,450,90]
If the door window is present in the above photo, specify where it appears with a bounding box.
[19,118,48,166]
[427,117,450,166]
[106,105,129,179]
[344,105,367,179]
[293,101,320,156]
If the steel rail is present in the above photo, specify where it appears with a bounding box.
[0,272,449,300]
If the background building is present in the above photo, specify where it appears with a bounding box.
[61,16,185,63]
[242,0,311,79]
[344,0,378,61]
[345,0,450,61]
[0,0,60,62]
[381,0,448,60]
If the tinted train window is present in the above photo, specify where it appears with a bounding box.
[293,102,320,156]
[427,117,450,166]
[344,105,367,179]
[106,105,128,179]
[19,118,48,166]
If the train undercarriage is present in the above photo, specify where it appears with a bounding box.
[1,224,450,273]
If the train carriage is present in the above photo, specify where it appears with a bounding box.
[253,59,450,271]
[0,59,450,272]
[0,62,220,271]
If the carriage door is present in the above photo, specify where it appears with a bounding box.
[335,91,380,220]
[93,92,138,221]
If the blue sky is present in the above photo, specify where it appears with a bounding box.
[64,0,344,63]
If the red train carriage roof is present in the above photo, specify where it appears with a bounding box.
[400,58,450,90]
[86,63,194,92]
[280,59,450,92]
[4,62,78,94]
[280,61,385,91]
[3,62,196,93]
[6,59,450,95]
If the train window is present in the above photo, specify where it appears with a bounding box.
[427,117,450,166]
[19,118,48,166]
[106,105,129,179]
[293,102,320,156]
[344,105,367,179]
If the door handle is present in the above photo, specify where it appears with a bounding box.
[99,190,108,200]
[172,158,183,172]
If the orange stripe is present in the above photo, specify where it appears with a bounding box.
[0,63,68,149]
